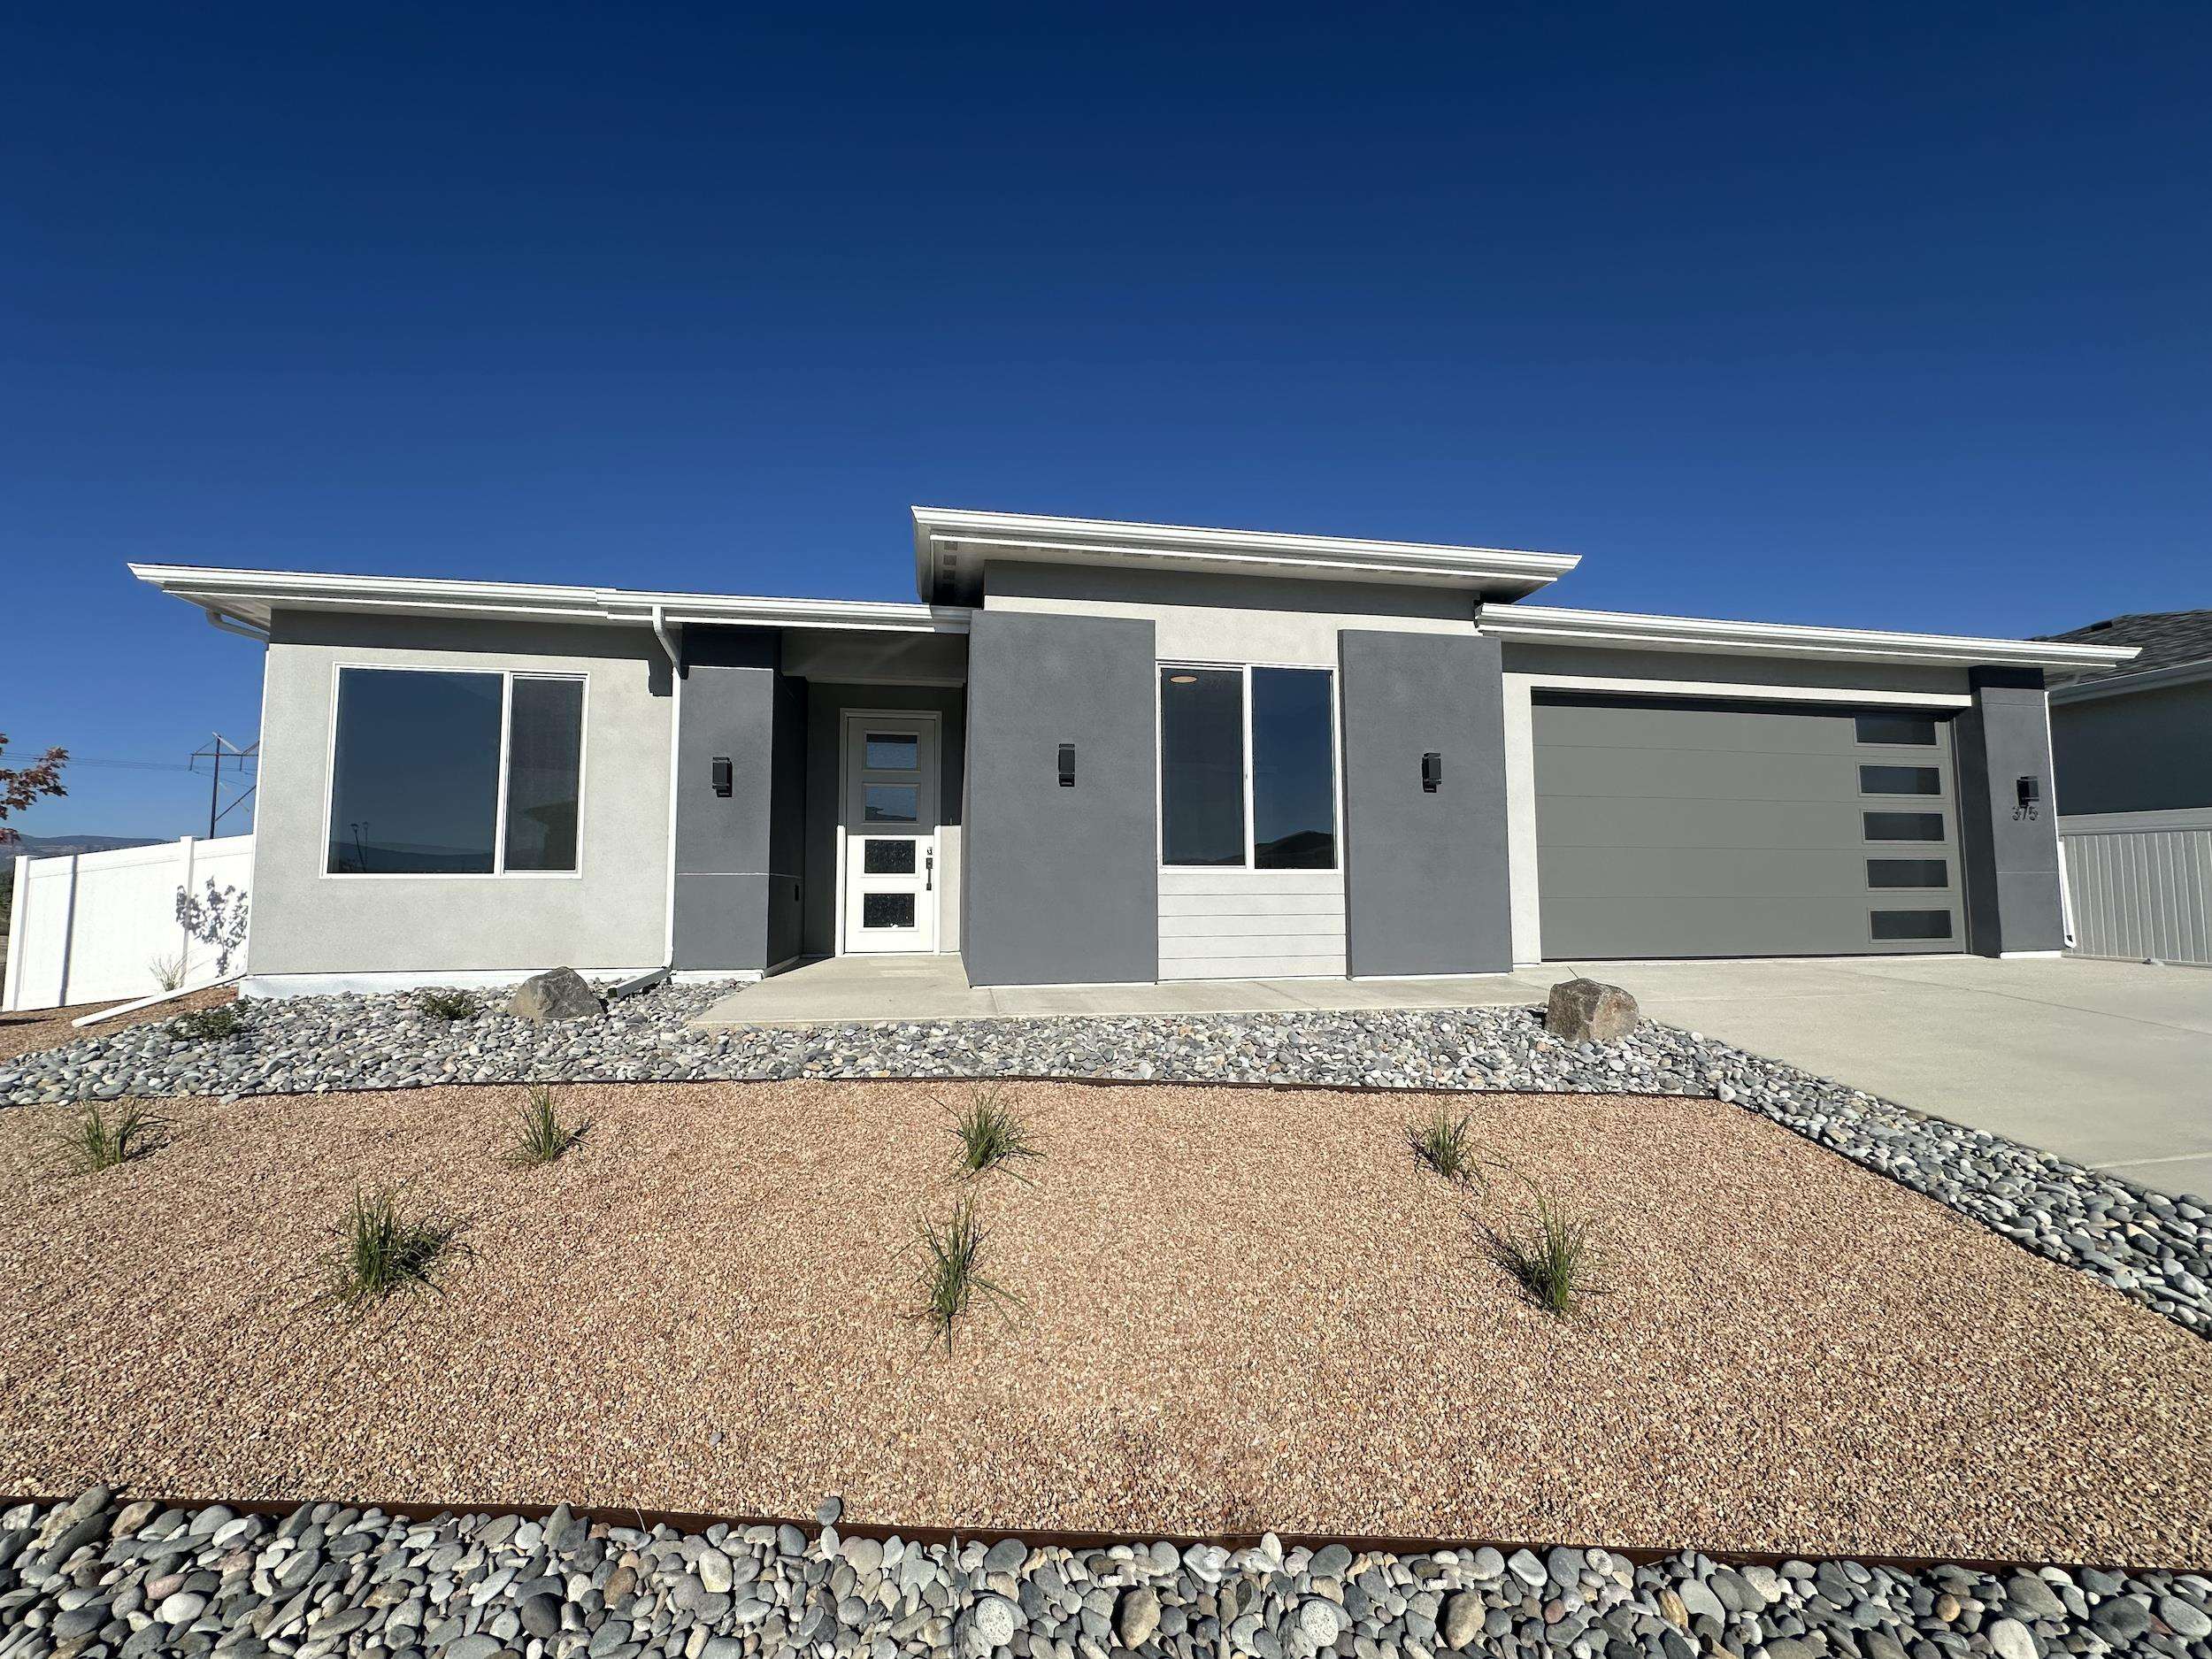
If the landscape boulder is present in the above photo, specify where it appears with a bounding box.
[506,966,603,1023]
[1545,977,1639,1043]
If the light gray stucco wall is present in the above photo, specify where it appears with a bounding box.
[1955,668,2065,956]
[801,682,966,959]
[672,626,806,973]
[962,611,1158,986]
[2051,679,2212,815]
[253,611,672,978]
[1340,631,1514,975]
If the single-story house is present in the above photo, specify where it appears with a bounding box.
[131,509,2137,995]
[2034,609,2212,965]
[2039,610,2212,817]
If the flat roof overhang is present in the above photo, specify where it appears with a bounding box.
[127,564,973,638]
[1476,603,2141,677]
[910,505,1580,606]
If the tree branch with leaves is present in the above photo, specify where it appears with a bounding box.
[0,734,69,846]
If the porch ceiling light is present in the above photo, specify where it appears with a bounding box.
[1168,673,1199,684]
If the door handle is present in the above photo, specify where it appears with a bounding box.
[926,849,934,891]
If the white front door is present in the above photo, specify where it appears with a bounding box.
[841,713,940,954]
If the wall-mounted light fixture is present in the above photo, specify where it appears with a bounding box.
[1057,742,1077,787]
[2016,775,2040,812]
[1422,751,1443,793]
[711,757,733,797]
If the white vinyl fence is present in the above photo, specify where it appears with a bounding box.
[3,835,254,1012]
[2060,809,2212,966]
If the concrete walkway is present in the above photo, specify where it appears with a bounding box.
[697,953,2212,1200]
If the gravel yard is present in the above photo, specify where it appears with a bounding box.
[4,1078,2208,1568]
[4,983,2208,1339]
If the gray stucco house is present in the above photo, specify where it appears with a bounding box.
[2041,611,2212,817]
[132,509,2136,995]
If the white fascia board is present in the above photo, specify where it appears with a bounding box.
[1476,602,2142,672]
[127,563,971,636]
[2047,656,2212,705]
[910,505,1580,603]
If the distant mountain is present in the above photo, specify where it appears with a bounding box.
[0,833,165,870]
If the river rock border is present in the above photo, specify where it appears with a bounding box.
[6,1487,2210,1659]
[1,983,2206,1336]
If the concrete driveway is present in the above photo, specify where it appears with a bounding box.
[1556,955,2212,1202]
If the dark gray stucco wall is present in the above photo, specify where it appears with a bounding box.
[800,682,966,959]
[1339,631,1514,975]
[672,626,807,972]
[2051,679,2212,815]
[1955,667,2064,956]
[962,611,1158,986]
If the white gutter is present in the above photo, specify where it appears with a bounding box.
[1476,603,2141,673]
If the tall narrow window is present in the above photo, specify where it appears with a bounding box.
[503,677,585,871]
[1160,668,1246,866]
[326,667,585,874]
[1251,667,1336,869]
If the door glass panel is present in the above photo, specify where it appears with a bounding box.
[863,839,917,875]
[863,892,916,929]
[1871,908,1954,941]
[1867,858,1948,888]
[1863,810,1946,841]
[1854,713,1939,746]
[864,733,919,771]
[1859,764,1941,796]
[864,784,918,824]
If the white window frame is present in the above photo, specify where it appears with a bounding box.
[319,662,590,880]
[1156,659,1342,874]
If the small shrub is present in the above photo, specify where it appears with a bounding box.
[915,1193,1012,1349]
[948,1085,1041,1177]
[505,1084,585,1167]
[414,987,479,1022]
[172,1003,245,1042]
[48,1101,165,1173]
[326,1187,459,1311]
[1485,1180,1606,1317]
[1407,1104,1484,1187]
[148,951,188,993]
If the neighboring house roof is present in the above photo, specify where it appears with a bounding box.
[2039,610,2212,703]
[910,506,1580,605]
[1475,603,2138,675]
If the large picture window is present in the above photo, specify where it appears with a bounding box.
[326,667,585,875]
[1159,664,1337,870]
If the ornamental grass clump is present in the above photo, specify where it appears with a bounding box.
[326,1187,460,1311]
[48,1100,165,1174]
[915,1193,1012,1349]
[1406,1104,1484,1187]
[414,987,479,1022]
[505,1084,586,1167]
[948,1085,1041,1178]
[1486,1180,1607,1317]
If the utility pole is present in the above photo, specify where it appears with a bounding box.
[189,734,259,838]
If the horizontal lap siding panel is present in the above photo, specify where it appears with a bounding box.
[1156,869,1347,979]
[1159,953,1348,980]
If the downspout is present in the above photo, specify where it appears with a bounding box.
[650,604,683,979]
[204,606,270,644]
[649,603,680,671]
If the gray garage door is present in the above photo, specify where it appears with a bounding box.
[1533,695,1965,959]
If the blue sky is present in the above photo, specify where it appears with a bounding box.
[7,1,2206,838]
